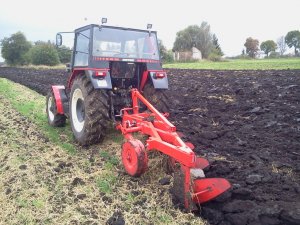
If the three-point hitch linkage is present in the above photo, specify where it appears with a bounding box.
[117,89,231,210]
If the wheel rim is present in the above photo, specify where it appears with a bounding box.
[72,88,85,132]
[47,96,55,122]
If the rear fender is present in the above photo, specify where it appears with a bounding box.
[51,85,69,115]
[86,70,112,89]
[140,70,169,90]
[68,69,112,89]
[149,71,168,89]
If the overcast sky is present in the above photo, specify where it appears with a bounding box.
[0,0,299,61]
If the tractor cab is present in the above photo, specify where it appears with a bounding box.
[57,24,167,91]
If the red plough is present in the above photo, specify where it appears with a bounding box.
[117,89,231,210]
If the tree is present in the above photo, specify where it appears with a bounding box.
[244,37,259,58]
[285,30,300,55]
[28,42,60,66]
[260,40,277,57]
[173,22,213,58]
[277,36,287,56]
[212,34,224,56]
[158,40,173,63]
[56,45,72,63]
[1,32,31,65]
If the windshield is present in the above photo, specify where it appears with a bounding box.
[93,27,159,60]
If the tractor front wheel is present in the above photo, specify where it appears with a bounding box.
[69,75,110,146]
[46,91,66,127]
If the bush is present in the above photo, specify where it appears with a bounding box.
[1,32,31,65]
[208,48,223,62]
[162,50,174,63]
[208,52,221,61]
[268,52,280,58]
[29,44,60,66]
[56,45,72,63]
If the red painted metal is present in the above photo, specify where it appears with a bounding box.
[122,139,148,177]
[185,142,195,150]
[192,178,231,204]
[67,70,82,89]
[140,70,149,91]
[51,85,65,114]
[117,89,231,210]
[195,157,210,169]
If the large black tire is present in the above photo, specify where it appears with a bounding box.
[46,91,66,127]
[142,83,170,113]
[69,75,110,146]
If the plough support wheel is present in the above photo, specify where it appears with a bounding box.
[121,139,148,177]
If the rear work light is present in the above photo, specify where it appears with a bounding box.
[155,72,166,79]
[95,70,107,77]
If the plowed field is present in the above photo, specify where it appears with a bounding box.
[1,67,299,225]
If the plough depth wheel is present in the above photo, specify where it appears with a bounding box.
[121,139,148,177]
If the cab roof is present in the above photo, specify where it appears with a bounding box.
[74,24,157,34]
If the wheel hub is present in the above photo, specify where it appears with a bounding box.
[76,98,85,122]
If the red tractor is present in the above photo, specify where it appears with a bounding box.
[46,20,230,211]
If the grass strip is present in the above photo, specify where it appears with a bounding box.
[0,78,76,154]
[164,58,300,70]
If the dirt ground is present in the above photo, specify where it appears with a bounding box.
[0,78,203,225]
[0,67,300,225]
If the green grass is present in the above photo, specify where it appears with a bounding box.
[0,78,76,154]
[164,58,300,70]
[99,150,119,166]
[18,64,66,70]
[96,173,117,194]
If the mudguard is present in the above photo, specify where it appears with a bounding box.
[86,70,112,89]
[51,85,69,115]
[149,72,169,89]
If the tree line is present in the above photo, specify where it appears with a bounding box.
[1,26,300,66]
[1,32,71,66]
[243,30,300,58]
[1,24,223,66]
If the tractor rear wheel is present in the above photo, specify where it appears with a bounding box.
[69,75,110,146]
[46,91,66,127]
[142,83,170,113]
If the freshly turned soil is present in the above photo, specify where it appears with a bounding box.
[1,67,299,225]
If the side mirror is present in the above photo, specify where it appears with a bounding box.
[56,33,62,46]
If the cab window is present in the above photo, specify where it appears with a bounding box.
[74,29,90,66]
